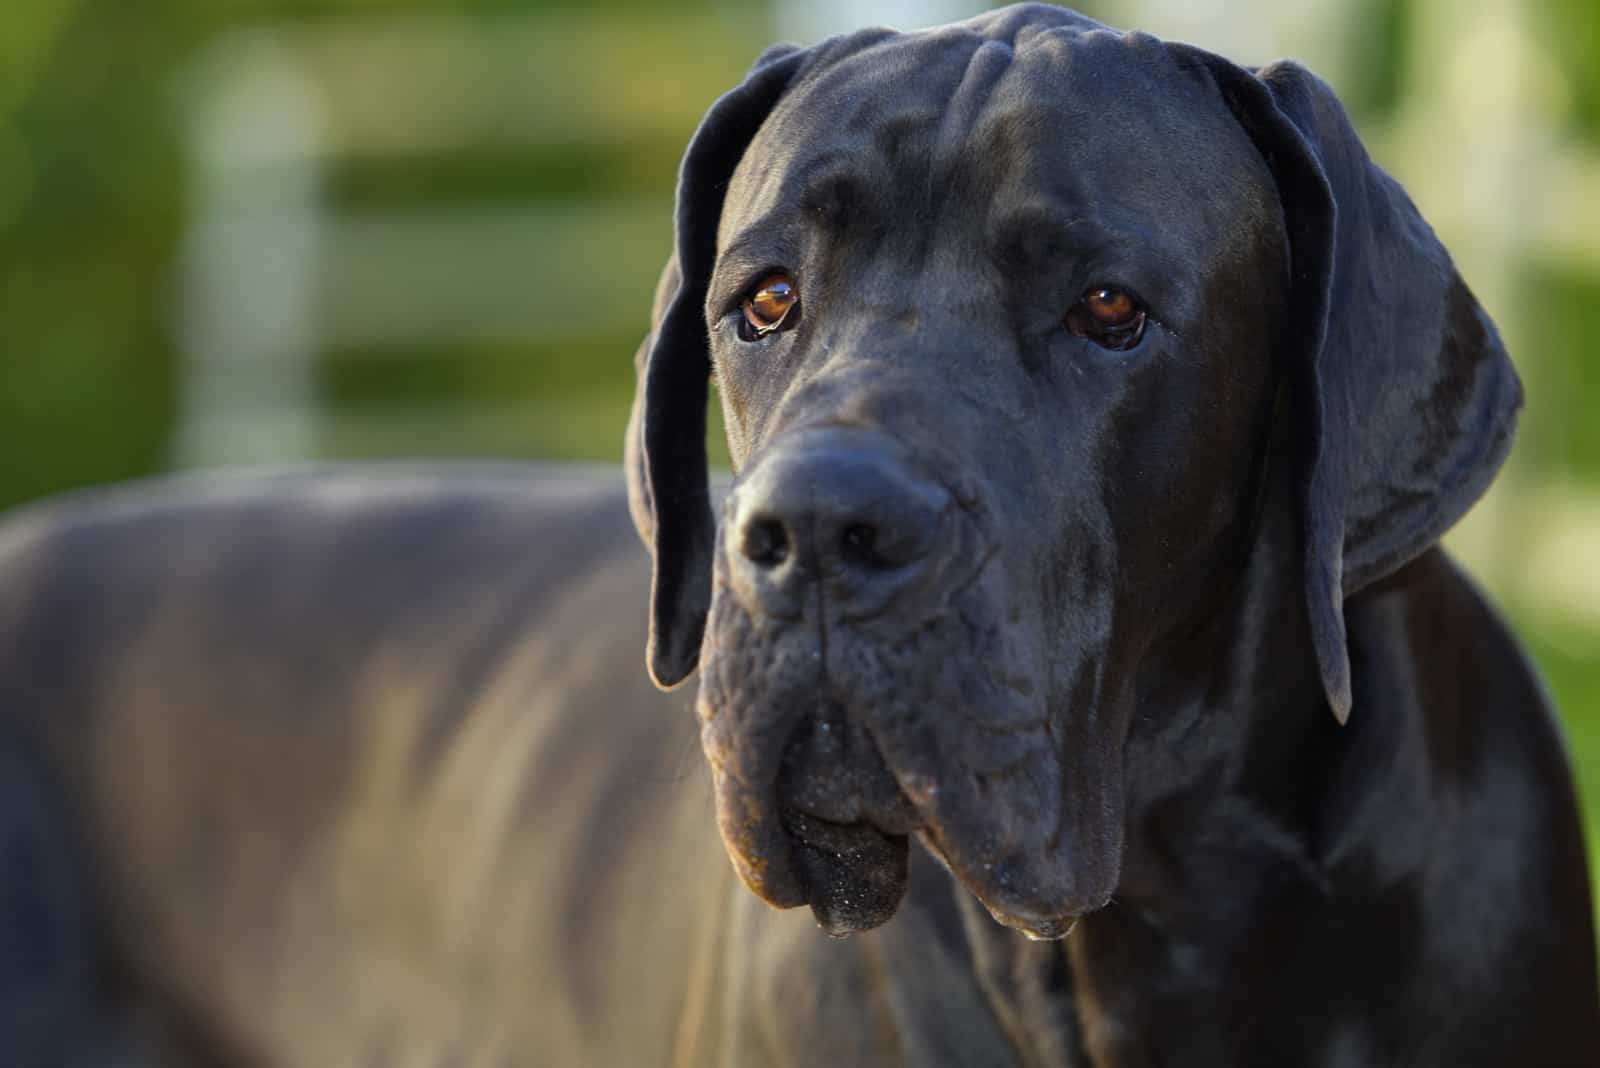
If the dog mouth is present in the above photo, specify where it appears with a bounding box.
[775,704,920,935]
[698,533,1119,941]
[780,808,910,936]
[777,798,1082,941]
[726,696,1096,940]
[706,692,1106,940]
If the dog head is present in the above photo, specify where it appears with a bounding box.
[625,4,1519,938]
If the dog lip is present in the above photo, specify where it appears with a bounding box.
[778,794,925,838]
[782,809,910,936]
[776,704,925,835]
[780,804,913,846]
[914,826,1099,941]
[984,903,1081,942]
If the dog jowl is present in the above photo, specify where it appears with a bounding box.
[625,4,1525,944]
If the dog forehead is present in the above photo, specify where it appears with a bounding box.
[721,19,1268,257]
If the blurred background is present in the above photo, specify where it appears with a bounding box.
[1,0,1596,892]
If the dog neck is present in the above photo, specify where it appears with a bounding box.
[1115,460,1337,887]
[1060,450,1404,1063]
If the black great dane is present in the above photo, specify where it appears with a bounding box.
[2,5,1597,1065]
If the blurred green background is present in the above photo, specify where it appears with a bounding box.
[2,0,1597,892]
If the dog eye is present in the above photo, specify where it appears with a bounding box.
[1064,286,1146,350]
[738,273,801,341]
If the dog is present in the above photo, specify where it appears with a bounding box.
[2,4,1596,1065]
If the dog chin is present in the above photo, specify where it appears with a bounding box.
[770,804,1101,940]
[778,817,1091,942]
[916,826,1094,941]
[698,553,1114,938]
[709,716,1112,940]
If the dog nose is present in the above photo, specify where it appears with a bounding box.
[728,429,950,619]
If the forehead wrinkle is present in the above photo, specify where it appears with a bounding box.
[929,27,1123,223]
[986,206,1103,279]
[930,39,1017,203]
[792,155,883,228]
[950,26,1267,288]
[748,42,979,242]
[725,52,951,247]
[798,112,941,243]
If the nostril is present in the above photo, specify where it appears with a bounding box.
[741,517,790,567]
[841,523,883,567]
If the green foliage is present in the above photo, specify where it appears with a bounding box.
[1532,0,1600,142]
[0,0,760,509]
[1519,261,1600,481]
[325,142,676,207]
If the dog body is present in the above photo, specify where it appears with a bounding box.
[0,470,1047,1066]
[3,4,1597,1065]
[0,470,1592,1066]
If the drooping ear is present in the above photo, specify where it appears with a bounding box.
[624,254,683,554]
[1179,50,1523,724]
[624,43,811,690]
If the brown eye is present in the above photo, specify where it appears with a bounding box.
[740,273,800,340]
[1065,286,1147,350]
